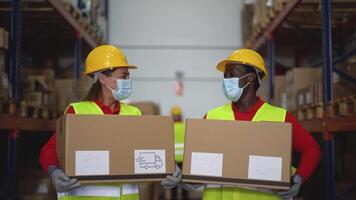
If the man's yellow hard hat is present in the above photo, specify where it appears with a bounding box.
[170,106,182,116]
[85,45,137,75]
[216,49,267,78]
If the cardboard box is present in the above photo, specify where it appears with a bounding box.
[23,92,43,107]
[55,79,77,113]
[57,115,175,183]
[333,82,356,100]
[182,119,292,190]
[0,28,9,49]
[285,68,322,111]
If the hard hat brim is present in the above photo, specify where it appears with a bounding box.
[84,65,137,75]
[216,60,267,79]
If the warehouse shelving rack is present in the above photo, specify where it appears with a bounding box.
[0,0,102,199]
[245,0,356,199]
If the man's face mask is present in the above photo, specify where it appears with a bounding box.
[222,73,251,102]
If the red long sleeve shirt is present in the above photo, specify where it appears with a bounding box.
[204,97,320,183]
[39,100,121,173]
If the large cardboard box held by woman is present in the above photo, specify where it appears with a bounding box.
[56,115,175,183]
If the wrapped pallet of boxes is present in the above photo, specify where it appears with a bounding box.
[285,68,322,112]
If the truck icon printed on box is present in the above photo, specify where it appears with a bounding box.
[136,152,163,169]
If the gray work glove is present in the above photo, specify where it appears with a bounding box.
[161,165,182,189]
[48,166,81,193]
[182,183,204,191]
[278,175,302,200]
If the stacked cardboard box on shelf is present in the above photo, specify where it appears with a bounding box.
[21,68,56,118]
[0,28,9,49]
[255,75,286,109]
[241,4,254,44]
[285,67,322,112]
[253,0,269,28]
[55,75,93,115]
[273,75,286,108]
[295,62,356,120]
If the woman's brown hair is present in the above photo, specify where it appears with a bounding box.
[82,70,115,101]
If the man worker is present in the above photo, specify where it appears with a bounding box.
[184,49,321,200]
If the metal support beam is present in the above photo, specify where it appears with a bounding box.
[75,32,82,79]
[332,67,356,85]
[267,37,275,102]
[7,0,21,199]
[321,0,336,200]
[248,0,302,50]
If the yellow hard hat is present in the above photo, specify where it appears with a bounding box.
[216,49,267,78]
[171,106,182,116]
[85,45,137,75]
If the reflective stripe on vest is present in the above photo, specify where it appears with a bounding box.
[206,102,286,122]
[204,102,287,200]
[59,101,141,200]
[174,122,185,163]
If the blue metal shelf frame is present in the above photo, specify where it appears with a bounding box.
[321,0,336,200]
[265,0,337,199]
[7,0,21,199]
[267,37,275,103]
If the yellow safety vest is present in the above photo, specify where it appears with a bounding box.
[204,102,288,200]
[58,101,141,200]
[174,122,185,163]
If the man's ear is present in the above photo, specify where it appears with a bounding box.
[248,72,257,82]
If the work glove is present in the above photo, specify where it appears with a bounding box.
[182,183,204,191]
[161,165,182,189]
[48,166,81,193]
[278,175,302,200]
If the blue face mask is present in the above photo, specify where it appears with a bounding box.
[107,78,132,101]
[222,74,250,102]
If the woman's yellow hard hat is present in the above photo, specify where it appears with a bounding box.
[85,45,137,75]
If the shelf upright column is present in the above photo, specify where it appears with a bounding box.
[267,35,275,102]
[7,0,21,199]
[321,0,335,199]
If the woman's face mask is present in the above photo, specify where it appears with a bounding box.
[106,77,132,101]
[222,73,250,102]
